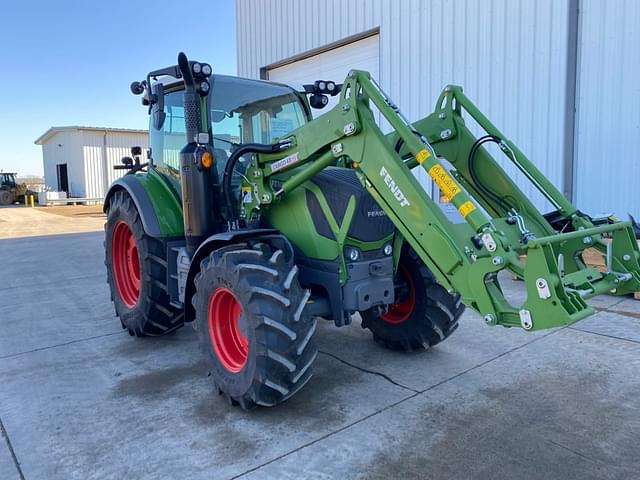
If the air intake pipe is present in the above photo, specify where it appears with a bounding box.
[177,52,216,256]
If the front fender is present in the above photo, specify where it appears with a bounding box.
[184,228,285,322]
[104,169,184,237]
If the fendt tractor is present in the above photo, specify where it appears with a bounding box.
[104,53,640,410]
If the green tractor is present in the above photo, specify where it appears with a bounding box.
[104,53,640,409]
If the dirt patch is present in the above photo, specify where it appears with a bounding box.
[37,204,105,219]
[0,207,105,238]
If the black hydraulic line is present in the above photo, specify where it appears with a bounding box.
[394,136,404,153]
[397,131,511,212]
[468,135,512,213]
[393,130,423,154]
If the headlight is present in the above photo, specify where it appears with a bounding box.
[347,248,360,261]
[383,244,393,256]
[199,81,210,93]
[202,64,212,76]
[192,62,202,74]
[327,82,335,92]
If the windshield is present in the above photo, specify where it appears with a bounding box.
[150,75,308,174]
[1,174,16,187]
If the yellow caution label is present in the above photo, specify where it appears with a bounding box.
[241,186,253,204]
[428,164,461,200]
[415,149,431,164]
[458,200,476,218]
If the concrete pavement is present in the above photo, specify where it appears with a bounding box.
[0,231,639,479]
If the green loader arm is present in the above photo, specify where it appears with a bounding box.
[241,70,640,331]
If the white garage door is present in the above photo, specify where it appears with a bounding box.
[266,35,380,116]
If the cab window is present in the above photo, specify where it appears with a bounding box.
[149,76,308,176]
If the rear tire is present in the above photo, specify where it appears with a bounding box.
[193,241,317,410]
[105,190,184,336]
[361,246,464,351]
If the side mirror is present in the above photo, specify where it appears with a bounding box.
[131,146,142,156]
[130,81,145,95]
[121,156,133,166]
[151,82,166,130]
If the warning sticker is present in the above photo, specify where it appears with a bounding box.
[241,186,253,204]
[271,152,300,173]
[458,200,476,218]
[415,149,431,164]
[428,164,461,200]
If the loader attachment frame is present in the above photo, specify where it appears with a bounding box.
[241,70,640,331]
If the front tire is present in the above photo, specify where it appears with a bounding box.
[0,190,14,205]
[105,190,184,336]
[193,241,317,410]
[361,246,464,351]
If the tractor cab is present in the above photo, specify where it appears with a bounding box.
[147,74,312,184]
[1,172,17,188]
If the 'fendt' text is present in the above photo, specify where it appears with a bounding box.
[379,166,411,207]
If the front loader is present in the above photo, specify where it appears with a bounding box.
[104,53,640,410]
[0,172,33,205]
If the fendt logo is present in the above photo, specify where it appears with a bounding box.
[379,166,411,207]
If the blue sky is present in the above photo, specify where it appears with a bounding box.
[0,0,237,175]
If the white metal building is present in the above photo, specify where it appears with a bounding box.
[35,127,148,199]
[236,0,640,218]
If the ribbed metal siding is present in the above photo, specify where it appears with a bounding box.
[574,0,640,218]
[82,131,148,199]
[237,0,571,211]
[236,0,382,78]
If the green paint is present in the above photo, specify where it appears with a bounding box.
[264,185,339,261]
[135,167,184,236]
[305,182,356,284]
[121,66,640,332]
[265,180,391,284]
[243,70,640,331]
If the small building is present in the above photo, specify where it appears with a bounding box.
[34,126,148,199]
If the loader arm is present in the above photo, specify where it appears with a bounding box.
[240,70,640,331]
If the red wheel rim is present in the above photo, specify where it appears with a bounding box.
[111,221,140,308]
[208,288,248,373]
[381,265,415,324]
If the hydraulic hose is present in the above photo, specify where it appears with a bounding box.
[468,135,512,213]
